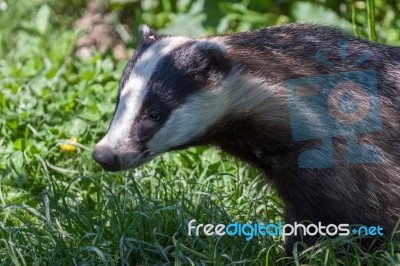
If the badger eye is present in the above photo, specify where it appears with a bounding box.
[147,111,161,121]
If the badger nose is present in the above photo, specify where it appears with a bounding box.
[92,145,121,172]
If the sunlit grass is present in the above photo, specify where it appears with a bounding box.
[2,147,399,265]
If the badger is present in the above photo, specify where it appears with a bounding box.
[93,23,400,252]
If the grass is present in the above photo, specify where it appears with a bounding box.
[1,0,400,265]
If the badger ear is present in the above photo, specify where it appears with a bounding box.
[191,41,229,82]
[139,24,156,43]
[194,41,226,62]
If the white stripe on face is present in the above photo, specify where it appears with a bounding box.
[146,81,231,154]
[97,37,189,155]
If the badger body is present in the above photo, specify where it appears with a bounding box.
[93,24,400,252]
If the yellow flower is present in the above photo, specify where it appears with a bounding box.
[60,138,78,152]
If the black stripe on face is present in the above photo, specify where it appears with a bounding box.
[129,40,231,152]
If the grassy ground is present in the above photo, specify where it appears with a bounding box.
[1,0,400,265]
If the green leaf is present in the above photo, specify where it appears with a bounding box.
[160,0,206,37]
[35,5,51,35]
[291,2,352,31]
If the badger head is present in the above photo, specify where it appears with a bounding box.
[93,25,231,171]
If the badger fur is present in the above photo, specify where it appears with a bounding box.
[93,23,400,252]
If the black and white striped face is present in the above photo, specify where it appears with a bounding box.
[93,26,231,171]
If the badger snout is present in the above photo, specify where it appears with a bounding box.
[92,145,121,172]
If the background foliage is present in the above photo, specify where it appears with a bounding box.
[0,0,399,265]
